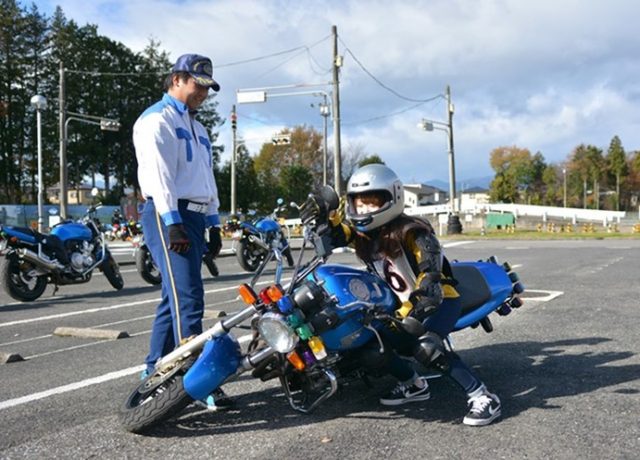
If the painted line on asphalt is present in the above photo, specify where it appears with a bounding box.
[0,277,289,328]
[0,333,253,411]
[442,241,476,248]
[519,289,563,302]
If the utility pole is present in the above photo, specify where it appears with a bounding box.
[230,105,237,215]
[59,61,68,219]
[331,25,342,194]
[445,85,462,234]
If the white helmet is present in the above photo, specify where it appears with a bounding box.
[346,164,404,232]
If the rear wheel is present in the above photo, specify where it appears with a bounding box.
[101,251,124,290]
[236,238,262,272]
[135,246,161,285]
[120,361,194,433]
[0,253,48,301]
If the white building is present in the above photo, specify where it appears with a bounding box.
[403,183,447,207]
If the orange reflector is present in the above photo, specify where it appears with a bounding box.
[238,283,258,304]
[286,350,306,371]
[266,284,285,302]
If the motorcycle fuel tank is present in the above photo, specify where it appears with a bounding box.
[311,264,397,351]
[50,222,92,242]
[255,218,280,233]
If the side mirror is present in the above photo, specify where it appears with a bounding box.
[276,198,284,205]
[91,187,99,197]
[318,185,339,211]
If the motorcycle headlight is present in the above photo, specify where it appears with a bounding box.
[256,312,299,353]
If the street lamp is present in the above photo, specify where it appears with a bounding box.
[318,96,330,186]
[236,85,335,188]
[418,86,462,234]
[60,111,120,218]
[562,168,567,208]
[30,95,47,232]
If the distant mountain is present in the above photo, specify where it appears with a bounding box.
[424,175,493,191]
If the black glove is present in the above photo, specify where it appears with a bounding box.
[167,224,190,253]
[207,226,222,257]
[299,193,328,229]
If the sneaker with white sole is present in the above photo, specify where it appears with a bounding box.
[194,388,234,411]
[463,390,501,426]
[379,377,431,406]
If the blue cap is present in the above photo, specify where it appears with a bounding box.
[171,54,220,91]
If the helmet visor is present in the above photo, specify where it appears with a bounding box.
[348,190,392,216]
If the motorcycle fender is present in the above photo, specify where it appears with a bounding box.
[183,333,242,401]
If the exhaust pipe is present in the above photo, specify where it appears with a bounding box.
[17,248,65,272]
[247,234,270,251]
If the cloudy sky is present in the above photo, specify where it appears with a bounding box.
[34,0,640,186]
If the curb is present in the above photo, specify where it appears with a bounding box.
[53,327,129,340]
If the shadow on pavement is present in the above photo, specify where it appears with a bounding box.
[134,336,639,437]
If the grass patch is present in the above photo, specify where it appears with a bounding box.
[444,229,640,240]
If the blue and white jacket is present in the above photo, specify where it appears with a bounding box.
[133,93,220,227]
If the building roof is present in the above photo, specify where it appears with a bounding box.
[404,183,446,194]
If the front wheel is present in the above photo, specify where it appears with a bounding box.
[101,251,124,290]
[0,253,48,301]
[120,370,192,433]
[236,238,263,272]
[135,246,161,285]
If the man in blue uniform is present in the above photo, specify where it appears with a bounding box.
[133,53,228,410]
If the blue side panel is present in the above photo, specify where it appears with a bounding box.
[51,223,92,242]
[453,262,513,331]
[256,219,280,233]
[3,227,37,244]
[183,334,242,401]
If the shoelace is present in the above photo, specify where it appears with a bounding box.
[468,394,492,414]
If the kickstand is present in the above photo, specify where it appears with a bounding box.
[51,283,59,296]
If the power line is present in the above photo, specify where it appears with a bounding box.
[343,98,442,126]
[63,34,332,77]
[339,38,443,104]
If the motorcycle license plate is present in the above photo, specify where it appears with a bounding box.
[232,230,242,239]
[0,239,6,254]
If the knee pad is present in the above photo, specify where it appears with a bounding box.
[413,331,445,366]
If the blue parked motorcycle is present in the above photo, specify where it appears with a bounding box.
[233,198,294,272]
[0,204,123,301]
[120,187,525,433]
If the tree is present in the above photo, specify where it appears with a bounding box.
[606,135,627,211]
[488,146,538,203]
[358,153,385,167]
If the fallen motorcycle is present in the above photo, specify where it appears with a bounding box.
[0,203,123,301]
[119,187,525,433]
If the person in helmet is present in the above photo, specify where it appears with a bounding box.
[300,164,501,426]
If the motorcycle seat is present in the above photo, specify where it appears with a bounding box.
[450,265,491,315]
[6,226,46,242]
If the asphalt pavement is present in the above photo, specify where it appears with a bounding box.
[1,239,639,459]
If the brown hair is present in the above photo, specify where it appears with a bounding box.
[354,214,435,263]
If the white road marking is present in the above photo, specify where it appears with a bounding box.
[520,289,563,302]
[0,277,289,328]
[0,333,254,411]
[442,241,475,248]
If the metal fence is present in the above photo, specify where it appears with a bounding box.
[0,204,121,230]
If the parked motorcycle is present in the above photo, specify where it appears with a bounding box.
[119,186,525,433]
[133,233,219,286]
[0,204,124,301]
[233,198,294,272]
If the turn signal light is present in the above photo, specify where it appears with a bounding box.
[238,283,258,304]
[307,336,328,360]
[266,284,285,302]
[286,350,306,370]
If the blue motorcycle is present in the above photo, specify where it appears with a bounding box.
[120,187,525,433]
[233,198,295,272]
[0,204,123,301]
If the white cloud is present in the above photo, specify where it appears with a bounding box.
[35,0,640,184]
